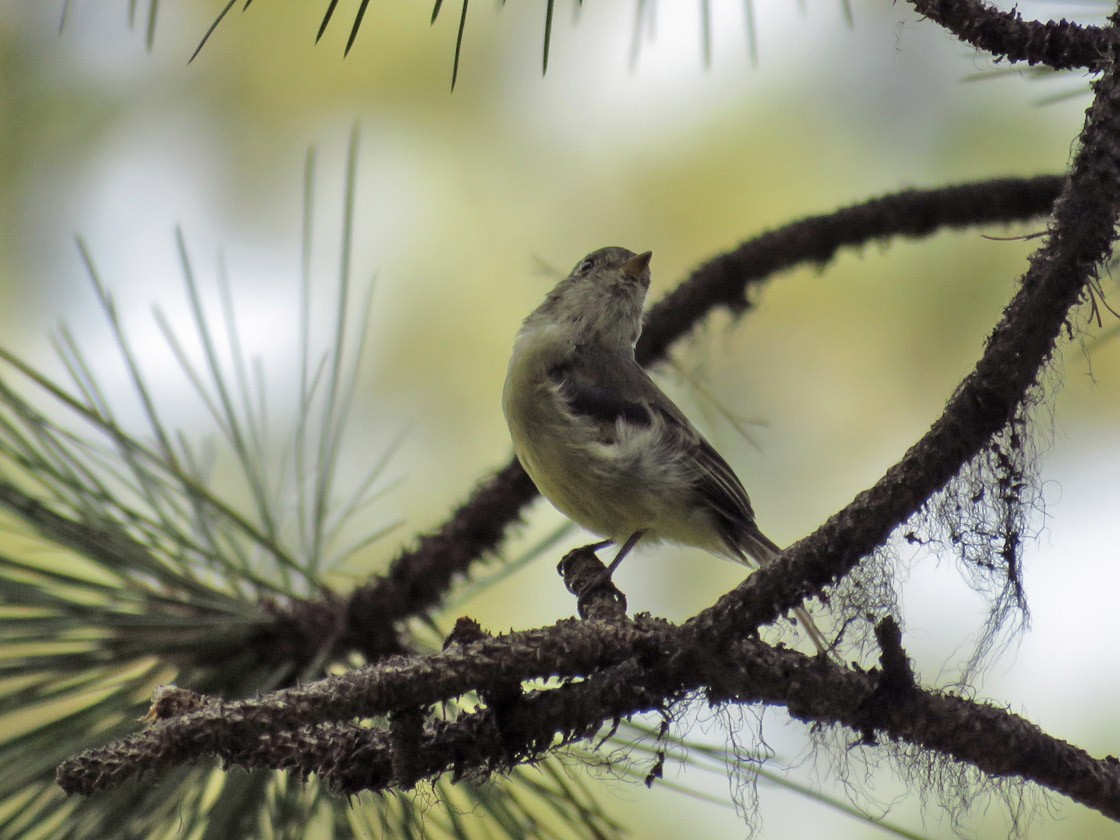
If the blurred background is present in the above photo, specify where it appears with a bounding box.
[1,1,1117,837]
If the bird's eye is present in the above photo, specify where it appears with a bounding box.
[573,257,594,276]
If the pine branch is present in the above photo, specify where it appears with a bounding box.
[636,175,1065,365]
[908,0,1114,71]
[56,610,1120,822]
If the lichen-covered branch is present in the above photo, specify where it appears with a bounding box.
[56,616,1120,821]
[637,175,1064,365]
[909,0,1113,71]
[338,461,538,660]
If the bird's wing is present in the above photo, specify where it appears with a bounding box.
[654,407,758,553]
[547,362,654,431]
[690,433,757,533]
[550,357,758,553]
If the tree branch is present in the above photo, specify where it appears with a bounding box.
[909,0,1113,71]
[637,175,1065,365]
[338,462,538,659]
[57,616,1120,821]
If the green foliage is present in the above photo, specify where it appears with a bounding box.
[186,0,814,88]
[0,133,615,840]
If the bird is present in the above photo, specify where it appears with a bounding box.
[502,246,827,653]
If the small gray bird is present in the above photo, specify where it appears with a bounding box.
[503,246,826,652]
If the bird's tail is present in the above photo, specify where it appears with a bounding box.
[738,527,830,656]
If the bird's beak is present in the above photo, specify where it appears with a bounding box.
[621,250,653,282]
